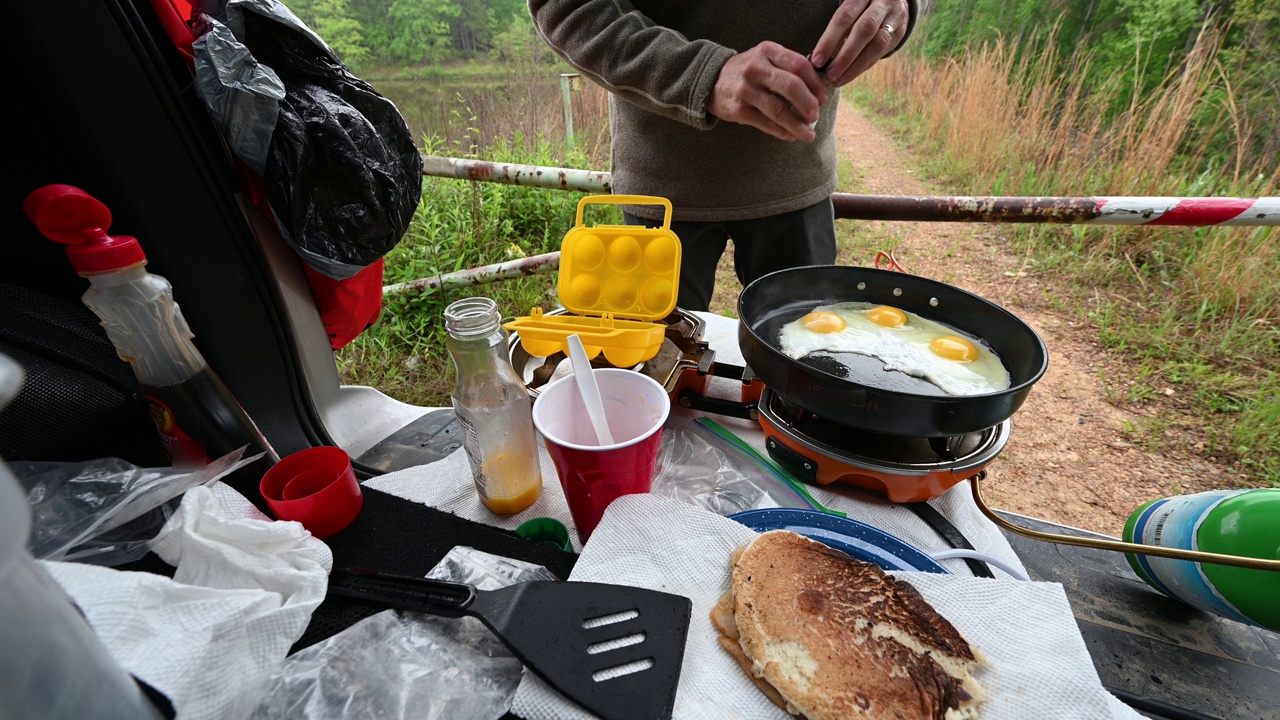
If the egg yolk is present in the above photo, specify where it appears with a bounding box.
[801,311,847,333]
[866,306,907,327]
[930,335,980,362]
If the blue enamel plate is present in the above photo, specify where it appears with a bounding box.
[729,508,948,574]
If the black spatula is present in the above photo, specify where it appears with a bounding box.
[328,568,691,720]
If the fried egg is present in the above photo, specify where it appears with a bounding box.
[778,302,1010,395]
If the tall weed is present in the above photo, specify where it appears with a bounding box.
[856,29,1278,483]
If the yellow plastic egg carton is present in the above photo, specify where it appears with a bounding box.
[505,195,681,367]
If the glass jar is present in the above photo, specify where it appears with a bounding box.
[444,297,542,514]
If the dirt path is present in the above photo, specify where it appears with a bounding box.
[709,104,1248,536]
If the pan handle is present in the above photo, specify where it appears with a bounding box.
[874,250,909,273]
[969,475,1280,572]
[328,568,478,618]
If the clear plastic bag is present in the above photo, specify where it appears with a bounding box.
[651,418,833,515]
[14,447,257,566]
[250,547,558,720]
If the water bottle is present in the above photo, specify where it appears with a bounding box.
[23,185,278,488]
[1123,489,1279,631]
[445,296,542,515]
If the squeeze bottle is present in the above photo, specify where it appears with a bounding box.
[445,296,542,514]
[1124,488,1279,631]
[23,185,278,484]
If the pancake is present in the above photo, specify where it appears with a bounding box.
[715,530,986,720]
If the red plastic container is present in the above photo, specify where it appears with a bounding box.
[260,446,362,539]
[532,369,670,543]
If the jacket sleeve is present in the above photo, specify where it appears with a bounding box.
[528,0,736,130]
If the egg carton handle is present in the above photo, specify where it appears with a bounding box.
[576,195,673,230]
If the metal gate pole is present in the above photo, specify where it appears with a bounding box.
[559,73,579,146]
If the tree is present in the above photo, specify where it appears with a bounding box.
[312,0,373,68]
[384,0,459,62]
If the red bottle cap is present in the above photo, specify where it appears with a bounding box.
[259,446,363,540]
[24,184,147,274]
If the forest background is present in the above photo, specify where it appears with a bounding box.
[278,0,1279,486]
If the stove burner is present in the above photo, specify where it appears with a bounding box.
[757,387,1010,502]
[765,390,993,466]
[508,308,712,397]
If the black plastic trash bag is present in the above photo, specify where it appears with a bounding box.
[191,0,421,280]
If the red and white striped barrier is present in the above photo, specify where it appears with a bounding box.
[1090,197,1280,226]
[828,194,1280,226]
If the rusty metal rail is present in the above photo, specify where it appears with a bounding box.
[395,156,1278,294]
[383,251,561,297]
[421,155,1279,226]
[421,156,611,194]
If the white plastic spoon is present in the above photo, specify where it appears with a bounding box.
[566,334,615,446]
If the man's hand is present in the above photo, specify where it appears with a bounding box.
[707,41,829,142]
[810,0,909,87]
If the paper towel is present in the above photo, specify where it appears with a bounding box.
[43,482,331,720]
[512,494,1142,720]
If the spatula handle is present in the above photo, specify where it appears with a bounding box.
[328,568,477,619]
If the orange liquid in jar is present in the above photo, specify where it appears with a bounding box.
[478,451,542,514]
[483,482,542,514]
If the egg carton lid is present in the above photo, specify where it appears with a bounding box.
[556,195,681,322]
[507,195,681,365]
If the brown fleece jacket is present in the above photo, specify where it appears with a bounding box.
[528,0,917,221]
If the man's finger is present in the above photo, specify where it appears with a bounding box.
[765,46,829,106]
[745,86,814,141]
[810,0,872,70]
[740,107,801,142]
[824,3,887,85]
[761,66,822,122]
[836,9,906,85]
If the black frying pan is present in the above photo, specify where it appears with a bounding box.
[737,266,1048,437]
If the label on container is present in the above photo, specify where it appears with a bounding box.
[452,405,490,500]
[1127,490,1251,624]
[144,394,207,467]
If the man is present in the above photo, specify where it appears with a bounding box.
[529,0,917,311]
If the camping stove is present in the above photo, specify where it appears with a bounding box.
[509,313,1008,503]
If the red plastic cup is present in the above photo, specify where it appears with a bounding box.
[259,446,362,539]
[532,368,670,544]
